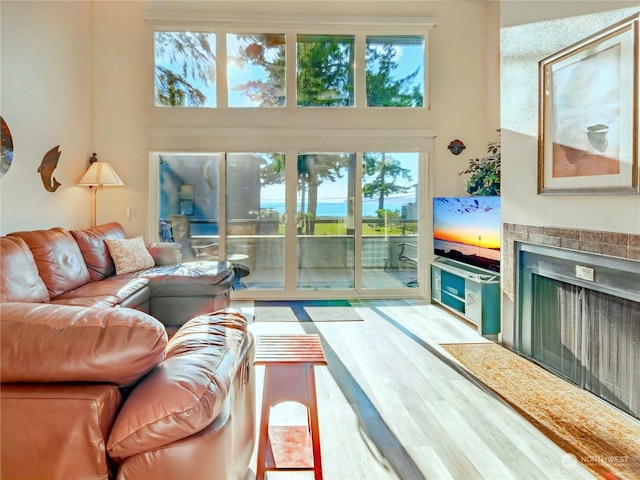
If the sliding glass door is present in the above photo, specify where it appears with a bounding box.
[155,149,422,298]
[361,152,419,290]
[296,153,355,291]
[226,153,286,290]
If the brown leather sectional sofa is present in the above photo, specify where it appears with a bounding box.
[0,223,256,479]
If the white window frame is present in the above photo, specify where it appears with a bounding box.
[148,11,436,109]
[146,9,438,299]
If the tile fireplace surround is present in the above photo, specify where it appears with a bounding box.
[501,223,640,348]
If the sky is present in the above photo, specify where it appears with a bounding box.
[433,197,501,249]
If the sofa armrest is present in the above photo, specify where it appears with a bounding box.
[0,302,167,386]
[107,309,248,458]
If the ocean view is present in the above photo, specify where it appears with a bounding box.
[262,197,415,218]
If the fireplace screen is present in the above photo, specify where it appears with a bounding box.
[531,274,639,419]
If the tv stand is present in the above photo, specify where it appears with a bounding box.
[430,257,500,338]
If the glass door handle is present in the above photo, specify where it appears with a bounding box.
[280,212,300,227]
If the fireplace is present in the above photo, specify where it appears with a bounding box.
[515,241,640,420]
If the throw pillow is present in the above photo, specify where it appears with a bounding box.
[104,236,155,275]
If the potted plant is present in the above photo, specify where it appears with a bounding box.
[458,134,501,196]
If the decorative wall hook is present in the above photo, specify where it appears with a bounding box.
[447,139,466,155]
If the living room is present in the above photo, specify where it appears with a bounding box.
[1,0,639,479]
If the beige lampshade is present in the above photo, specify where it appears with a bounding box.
[78,161,124,187]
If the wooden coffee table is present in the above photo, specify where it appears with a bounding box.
[254,334,328,480]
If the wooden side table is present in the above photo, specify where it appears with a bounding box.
[254,334,328,480]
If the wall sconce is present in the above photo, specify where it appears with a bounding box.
[78,153,124,226]
[447,139,466,155]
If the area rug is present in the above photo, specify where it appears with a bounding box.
[253,301,363,322]
[254,306,298,322]
[255,300,351,307]
[441,342,640,480]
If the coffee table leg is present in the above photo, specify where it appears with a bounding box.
[256,368,272,480]
[307,367,323,480]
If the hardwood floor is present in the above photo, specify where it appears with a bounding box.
[234,299,595,480]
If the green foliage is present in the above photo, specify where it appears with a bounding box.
[156,67,206,106]
[297,36,354,106]
[376,208,401,220]
[155,32,216,106]
[372,209,403,233]
[458,137,501,196]
[365,44,423,107]
[363,153,413,211]
[296,210,315,235]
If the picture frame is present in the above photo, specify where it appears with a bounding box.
[538,14,639,195]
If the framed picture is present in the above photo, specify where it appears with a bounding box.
[538,14,639,195]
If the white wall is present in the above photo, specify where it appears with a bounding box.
[0,1,92,233]
[501,2,640,235]
[91,1,151,237]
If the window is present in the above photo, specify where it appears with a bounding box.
[227,34,286,107]
[154,31,426,108]
[365,36,424,107]
[296,35,355,107]
[154,31,217,107]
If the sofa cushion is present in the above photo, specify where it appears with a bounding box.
[0,302,167,386]
[53,276,150,306]
[107,309,248,458]
[8,228,91,298]
[70,222,126,281]
[0,236,49,303]
[105,236,155,275]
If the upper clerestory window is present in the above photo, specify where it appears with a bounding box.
[296,35,355,107]
[365,35,424,107]
[154,31,425,109]
[155,31,217,107]
[227,33,286,107]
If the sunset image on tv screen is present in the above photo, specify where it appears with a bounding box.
[433,196,501,271]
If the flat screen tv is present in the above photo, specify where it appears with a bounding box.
[433,196,501,272]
